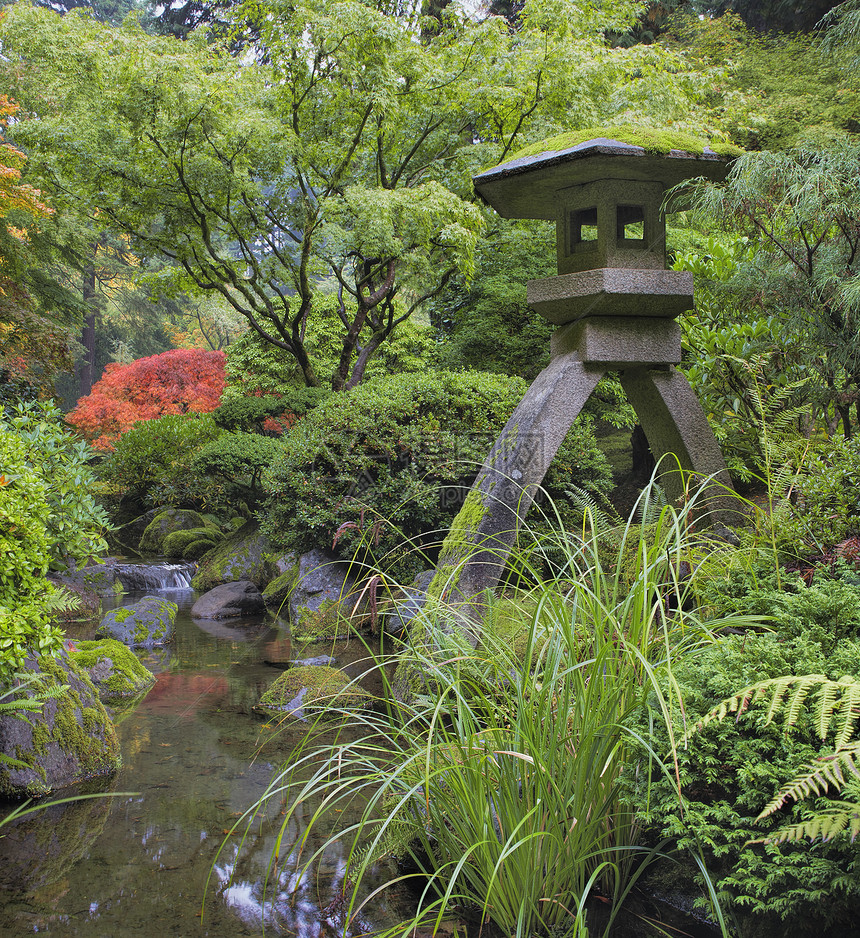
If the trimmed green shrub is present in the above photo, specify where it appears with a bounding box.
[211,390,329,434]
[192,432,285,507]
[97,413,222,512]
[261,370,613,579]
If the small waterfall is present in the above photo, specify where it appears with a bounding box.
[113,562,196,591]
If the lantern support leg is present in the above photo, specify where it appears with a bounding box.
[619,366,735,520]
[429,352,603,632]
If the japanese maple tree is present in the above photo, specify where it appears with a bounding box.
[66,348,226,449]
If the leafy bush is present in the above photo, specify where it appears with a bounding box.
[97,413,222,513]
[66,348,226,450]
[693,551,860,655]
[765,435,860,559]
[262,370,613,579]
[192,432,285,507]
[632,630,860,937]
[1,400,109,570]
[0,406,102,684]
[211,388,329,435]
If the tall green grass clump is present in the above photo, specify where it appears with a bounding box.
[227,484,753,937]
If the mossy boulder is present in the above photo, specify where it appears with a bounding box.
[183,537,220,560]
[261,554,301,614]
[191,521,279,592]
[257,665,371,719]
[162,527,223,559]
[0,651,121,798]
[288,549,371,643]
[68,639,156,703]
[139,509,215,555]
[96,596,177,648]
[56,563,124,596]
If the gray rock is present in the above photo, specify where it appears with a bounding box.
[55,563,123,596]
[383,569,435,639]
[191,580,265,619]
[0,651,121,798]
[288,549,368,641]
[96,596,177,647]
[291,655,335,668]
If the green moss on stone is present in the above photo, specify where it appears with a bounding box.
[262,565,300,613]
[139,508,211,554]
[181,537,218,560]
[258,665,371,717]
[192,521,278,592]
[69,639,156,701]
[162,527,223,557]
[292,599,355,643]
[0,654,121,797]
[500,124,743,166]
[428,488,489,600]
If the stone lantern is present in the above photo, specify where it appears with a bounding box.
[430,134,736,620]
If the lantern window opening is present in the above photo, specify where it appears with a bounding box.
[617,204,646,244]
[570,206,598,252]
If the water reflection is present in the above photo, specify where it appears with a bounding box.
[0,585,413,938]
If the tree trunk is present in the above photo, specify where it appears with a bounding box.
[344,331,384,390]
[77,259,97,399]
[838,403,852,439]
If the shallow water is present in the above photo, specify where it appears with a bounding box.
[0,586,413,937]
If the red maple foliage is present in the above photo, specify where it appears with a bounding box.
[66,348,226,450]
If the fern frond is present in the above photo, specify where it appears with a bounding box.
[751,799,860,845]
[565,484,622,537]
[694,674,859,738]
[757,744,860,821]
[833,678,860,749]
[41,584,81,615]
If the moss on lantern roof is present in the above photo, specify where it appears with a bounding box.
[502,125,743,165]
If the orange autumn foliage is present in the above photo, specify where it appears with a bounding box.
[0,95,51,228]
[66,348,226,450]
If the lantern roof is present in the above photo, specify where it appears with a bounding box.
[474,132,738,221]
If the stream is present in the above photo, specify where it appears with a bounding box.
[0,568,417,937]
